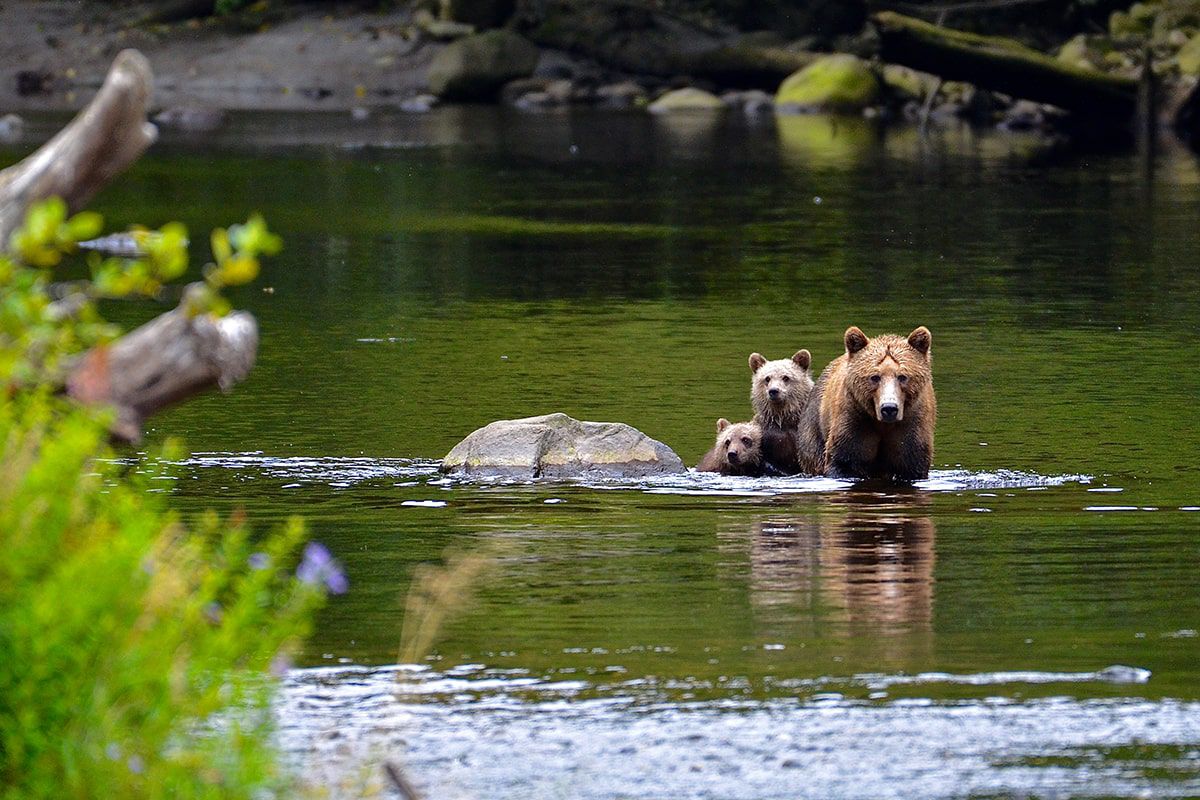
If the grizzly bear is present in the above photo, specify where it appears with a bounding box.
[697,418,769,476]
[749,350,814,474]
[797,326,936,481]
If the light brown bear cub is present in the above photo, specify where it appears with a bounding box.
[797,326,936,481]
[749,350,814,474]
[697,418,768,476]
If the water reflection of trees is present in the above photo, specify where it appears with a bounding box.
[718,493,936,651]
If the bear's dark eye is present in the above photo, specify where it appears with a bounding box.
[781,376,790,383]
[724,438,732,447]
[741,437,753,447]
[899,374,909,383]
[870,374,881,384]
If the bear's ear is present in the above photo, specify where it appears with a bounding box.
[749,353,766,373]
[908,326,931,356]
[717,418,731,432]
[791,349,811,371]
[844,327,868,356]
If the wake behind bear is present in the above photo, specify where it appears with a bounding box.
[696,326,936,482]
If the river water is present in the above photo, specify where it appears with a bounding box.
[12,108,1200,797]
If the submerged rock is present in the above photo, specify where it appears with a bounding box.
[647,87,725,113]
[775,54,880,114]
[427,30,540,101]
[998,99,1048,131]
[441,413,685,478]
[881,64,937,102]
[595,80,648,109]
[399,93,440,113]
[502,77,572,108]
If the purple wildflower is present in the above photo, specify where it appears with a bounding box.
[270,651,294,678]
[248,552,270,570]
[296,541,348,595]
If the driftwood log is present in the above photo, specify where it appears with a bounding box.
[66,292,258,443]
[0,50,158,246]
[872,11,1141,122]
[0,50,259,443]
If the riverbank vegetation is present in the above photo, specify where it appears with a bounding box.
[0,199,342,798]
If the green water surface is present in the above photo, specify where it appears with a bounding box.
[8,109,1200,797]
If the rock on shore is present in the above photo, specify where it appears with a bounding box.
[428,30,540,101]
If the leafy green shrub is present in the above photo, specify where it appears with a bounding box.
[0,200,336,799]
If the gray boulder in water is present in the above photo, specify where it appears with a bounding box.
[441,413,685,478]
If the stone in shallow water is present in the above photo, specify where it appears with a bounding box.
[441,412,685,478]
[647,87,725,114]
[775,54,880,114]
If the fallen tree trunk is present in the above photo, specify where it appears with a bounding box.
[872,11,1139,122]
[65,287,258,443]
[0,49,157,247]
[672,45,818,89]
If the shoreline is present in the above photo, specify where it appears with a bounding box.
[1,1,437,114]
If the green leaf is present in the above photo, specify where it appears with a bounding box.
[64,212,103,242]
[217,255,260,287]
[211,228,232,264]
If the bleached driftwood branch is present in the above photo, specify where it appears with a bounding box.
[0,49,158,246]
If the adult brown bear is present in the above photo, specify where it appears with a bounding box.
[797,326,936,481]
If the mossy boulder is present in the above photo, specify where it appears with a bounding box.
[647,87,725,113]
[881,64,937,101]
[441,413,685,479]
[775,54,881,113]
[428,30,540,101]
[1056,33,1106,70]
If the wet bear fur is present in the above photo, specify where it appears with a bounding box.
[797,326,936,481]
[697,418,768,476]
[749,349,814,474]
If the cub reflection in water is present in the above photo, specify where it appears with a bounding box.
[719,493,936,652]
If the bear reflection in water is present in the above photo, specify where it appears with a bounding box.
[718,493,935,650]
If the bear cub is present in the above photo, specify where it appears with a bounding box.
[797,326,936,481]
[749,349,814,474]
[696,418,770,476]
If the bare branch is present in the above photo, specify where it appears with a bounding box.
[66,287,258,443]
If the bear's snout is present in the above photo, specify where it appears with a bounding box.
[767,387,782,401]
[726,450,741,464]
[879,402,900,422]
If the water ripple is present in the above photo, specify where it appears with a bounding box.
[276,664,1197,800]
[171,453,1091,496]
[176,452,440,485]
